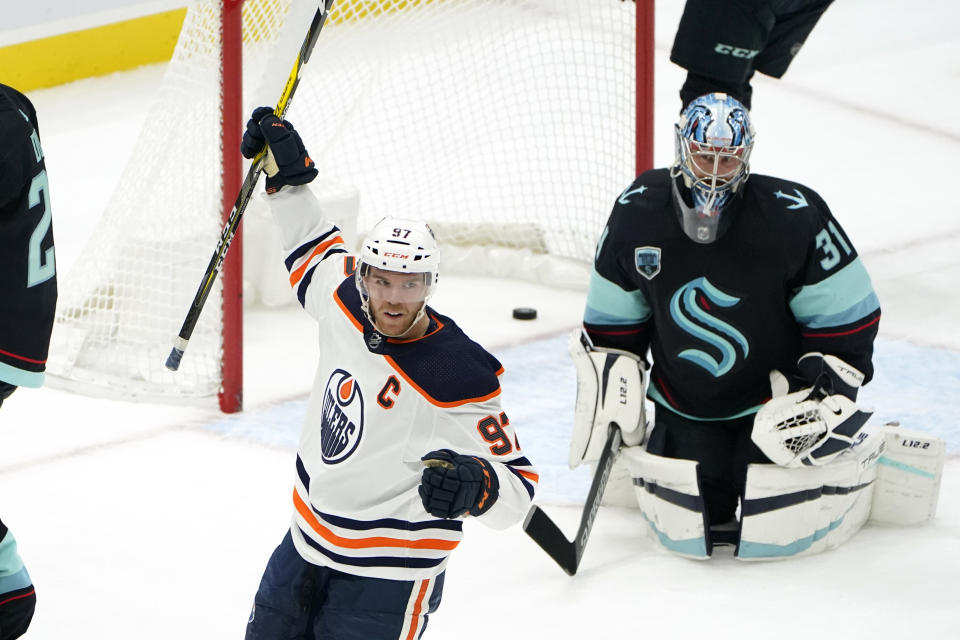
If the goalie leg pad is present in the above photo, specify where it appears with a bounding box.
[568,329,647,468]
[621,446,710,559]
[870,424,945,526]
[737,424,883,560]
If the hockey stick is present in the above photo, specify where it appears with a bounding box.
[165,0,334,372]
[523,424,622,576]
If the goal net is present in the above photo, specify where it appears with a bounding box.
[47,0,640,407]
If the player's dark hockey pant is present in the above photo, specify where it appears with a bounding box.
[0,384,15,410]
[245,531,445,640]
[670,0,834,108]
[646,409,771,525]
[0,521,36,640]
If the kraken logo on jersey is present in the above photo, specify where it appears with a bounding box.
[634,246,661,280]
[320,369,365,464]
[669,277,749,377]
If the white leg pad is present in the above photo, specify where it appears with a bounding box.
[737,424,883,560]
[870,424,945,526]
[594,454,639,508]
[621,446,710,559]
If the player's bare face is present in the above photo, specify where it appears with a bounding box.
[363,267,430,337]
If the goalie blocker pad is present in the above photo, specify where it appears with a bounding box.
[622,424,944,561]
[568,329,647,468]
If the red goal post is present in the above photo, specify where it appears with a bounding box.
[47,0,655,413]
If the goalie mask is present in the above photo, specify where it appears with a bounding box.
[355,216,439,338]
[670,92,755,244]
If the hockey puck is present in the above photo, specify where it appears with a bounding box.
[512,307,538,320]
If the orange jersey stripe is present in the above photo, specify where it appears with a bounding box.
[516,469,540,483]
[293,490,460,551]
[334,287,364,331]
[289,235,345,287]
[405,580,430,640]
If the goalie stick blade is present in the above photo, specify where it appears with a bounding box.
[523,506,578,575]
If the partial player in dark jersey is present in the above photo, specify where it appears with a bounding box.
[670,0,834,109]
[0,83,57,399]
[583,93,879,528]
[0,82,56,640]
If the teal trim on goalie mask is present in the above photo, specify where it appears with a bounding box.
[640,513,708,558]
[789,259,880,328]
[877,456,936,479]
[0,532,31,593]
[649,394,762,422]
[584,268,652,325]
[0,361,43,388]
[669,277,748,377]
[738,513,847,559]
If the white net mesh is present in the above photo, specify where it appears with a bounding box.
[48,0,638,401]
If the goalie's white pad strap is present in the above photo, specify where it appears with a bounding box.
[870,424,945,526]
[621,446,709,559]
[737,423,883,560]
[567,329,647,468]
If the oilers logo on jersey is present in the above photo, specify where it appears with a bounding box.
[320,369,365,464]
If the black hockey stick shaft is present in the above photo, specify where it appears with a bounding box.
[523,424,622,575]
[165,0,334,372]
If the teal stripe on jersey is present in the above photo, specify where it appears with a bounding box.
[584,268,652,325]
[789,259,880,329]
[0,362,43,388]
[0,532,31,593]
[648,386,762,421]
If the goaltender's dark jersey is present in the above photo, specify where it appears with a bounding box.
[0,84,57,388]
[584,169,880,421]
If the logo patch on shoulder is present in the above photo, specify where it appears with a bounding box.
[321,369,365,464]
[635,246,661,280]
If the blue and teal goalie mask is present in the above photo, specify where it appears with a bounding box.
[670,92,755,244]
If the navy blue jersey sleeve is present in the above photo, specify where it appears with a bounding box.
[583,175,661,359]
[786,188,880,382]
[0,85,57,387]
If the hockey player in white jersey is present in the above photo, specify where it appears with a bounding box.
[240,107,538,639]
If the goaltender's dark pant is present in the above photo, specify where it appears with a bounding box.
[0,383,16,410]
[0,520,36,640]
[646,408,771,525]
[245,531,444,640]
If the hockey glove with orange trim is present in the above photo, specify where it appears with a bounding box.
[240,106,317,193]
[419,450,500,519]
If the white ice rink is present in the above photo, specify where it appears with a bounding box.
[2,0,959,637]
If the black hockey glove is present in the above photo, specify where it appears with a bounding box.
[419,450,500,519]
[240,106,318,193]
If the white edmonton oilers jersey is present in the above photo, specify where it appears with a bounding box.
[267,186,539,581]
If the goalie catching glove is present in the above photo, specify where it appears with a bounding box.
[241,106,318,192]
[419,450,500,519]
[752,353,872,468]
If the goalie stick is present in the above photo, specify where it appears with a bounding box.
[523,424,622,575]
[165,0,334,372]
